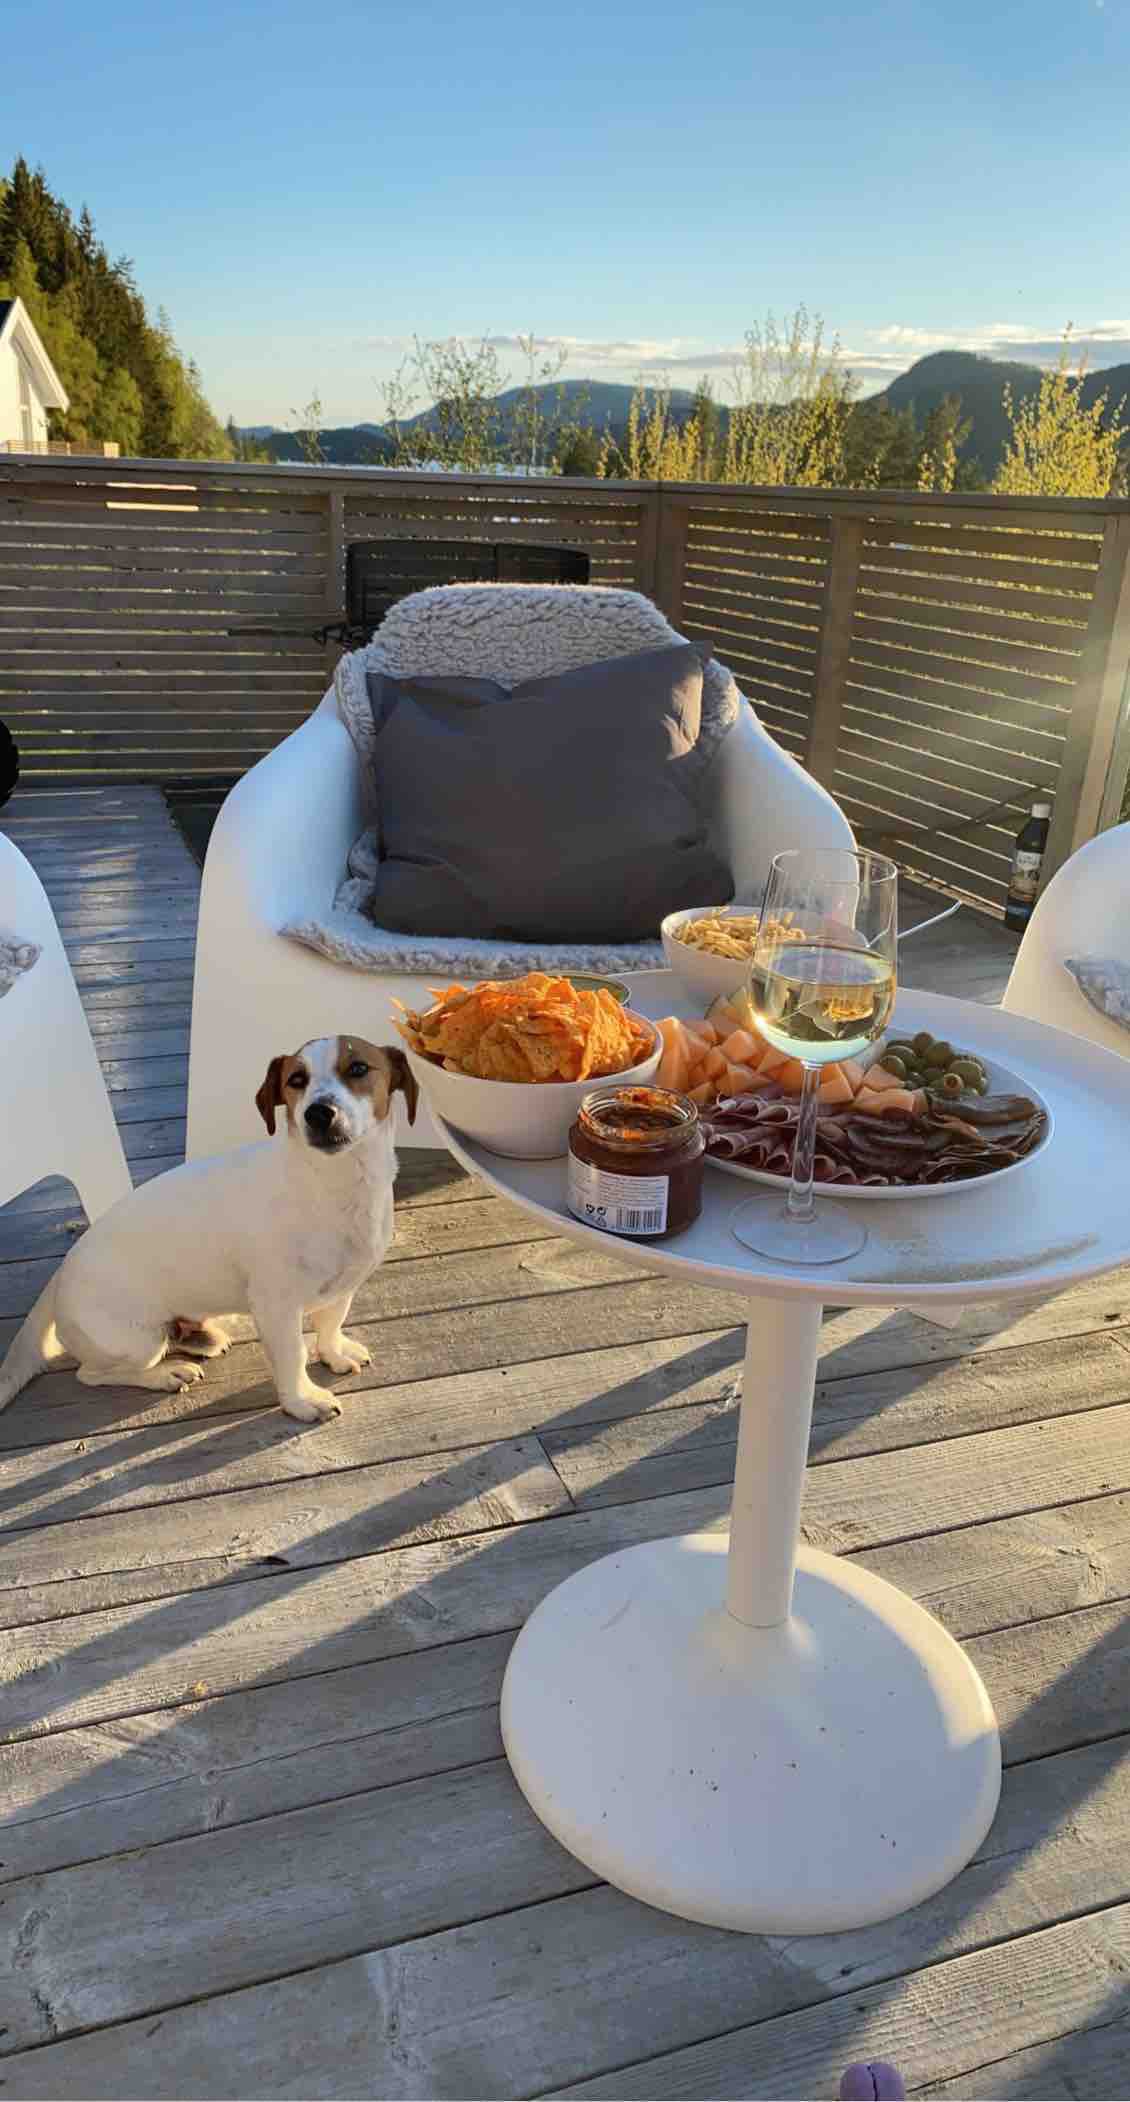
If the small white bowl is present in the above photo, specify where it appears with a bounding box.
[661,905,758,1010]
[405,1020,662,1160]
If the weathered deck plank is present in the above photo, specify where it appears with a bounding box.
[0,783,1124,2099]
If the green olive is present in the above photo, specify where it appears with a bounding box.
[950,1059,983,1086]
[912,1031,934,1055]
[939,1071,965,1097]
[882,1053,907,1080]
[975,1075,989,1094]
[925,1040,954,1068]
[885,1040,916,1059]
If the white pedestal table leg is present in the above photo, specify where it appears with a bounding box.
[500,1293,1001,1934]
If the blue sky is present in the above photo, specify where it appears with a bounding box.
[6,0,1129,426]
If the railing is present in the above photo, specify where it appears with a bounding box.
[2,453,1129,913]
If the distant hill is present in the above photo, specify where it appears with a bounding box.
[872,350,1130,479]
[242,381,702,467]
[264,425,396,465]
[240,355,1130,479]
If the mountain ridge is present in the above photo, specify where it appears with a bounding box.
[242,353,1130,476]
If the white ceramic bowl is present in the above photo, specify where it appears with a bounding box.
[661,905,759,1010]
[405,1020,662,1160]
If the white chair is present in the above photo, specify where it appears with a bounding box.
[187,585,853,1157]
[0,832,133,1220]
[1003,819,1130,1057]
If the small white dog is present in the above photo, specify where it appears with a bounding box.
[0,1036,417,1425]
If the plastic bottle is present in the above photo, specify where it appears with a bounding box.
[1003,802,1051,932]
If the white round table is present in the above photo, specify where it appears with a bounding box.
[435,979,1130,1936]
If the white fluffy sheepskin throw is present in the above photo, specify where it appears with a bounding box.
[0,934,40,999]
[281,584,742,978]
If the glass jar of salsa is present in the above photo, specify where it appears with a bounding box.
[568,1085,705,1240]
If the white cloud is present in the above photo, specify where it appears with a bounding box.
[351,320,1130,407]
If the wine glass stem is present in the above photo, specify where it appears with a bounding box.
[786,1062,821,1225]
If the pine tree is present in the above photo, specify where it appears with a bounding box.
[0,158,231,459]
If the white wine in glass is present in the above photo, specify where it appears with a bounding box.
[755,943,895,1066]
[732,848,899,1265]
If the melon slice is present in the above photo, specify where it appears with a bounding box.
[703,1046,728,1080]
[774,1057,808,1094]
[816,1062,853,1106]
[688,1079,717,1105]
[855,1087,919,1117]
[723,1060,762,1097]
[860,1060,906,1093]
[706,995,745,1037]
[719,1028,763,1066]
[656,1017,692,1094]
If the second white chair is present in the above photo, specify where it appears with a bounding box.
[0,831,133,1222]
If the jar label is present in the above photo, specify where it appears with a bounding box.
[568,1156,669,1235]
[1008,849,1043,904]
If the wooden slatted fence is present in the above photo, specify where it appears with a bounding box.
[0,462,651,782]
[2,457,1128,909]
[659,485,1130,909]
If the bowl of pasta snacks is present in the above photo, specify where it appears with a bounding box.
[660,904,803,1004]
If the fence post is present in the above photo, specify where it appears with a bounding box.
[1042,513,1130,883]
[634,486,661,600]
[327,488,346,616]
[652,491,688,627]
[805,513,863,790]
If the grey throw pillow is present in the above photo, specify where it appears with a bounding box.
[364,642,734,942]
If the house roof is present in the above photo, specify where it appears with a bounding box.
[0,296,69,411]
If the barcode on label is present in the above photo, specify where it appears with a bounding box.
[568,1157,669,1236]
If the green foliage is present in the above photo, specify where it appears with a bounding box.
[0,158,231,458]
[556,422,603,477]
[291,390,326,466]
[992,340,1128,497]
[512,333,570,473]
[723,310,856,486]
[841,398,922,489]
[917,395,975,492]
[381,335,506,472]
[225,416,273,463]
[688,377,722,480]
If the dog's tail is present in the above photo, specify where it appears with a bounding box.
[0,1274,63,1411]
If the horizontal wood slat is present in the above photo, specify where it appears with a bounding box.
[0,463,651,778]
[1,459,1126,862]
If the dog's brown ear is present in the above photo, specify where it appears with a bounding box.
[385,1047,418,1127]
[255,1054,289,1135]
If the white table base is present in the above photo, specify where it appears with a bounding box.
[500,1298,1001,1934]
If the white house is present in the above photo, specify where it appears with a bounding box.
[0,297,68,452]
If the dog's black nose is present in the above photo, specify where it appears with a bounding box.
[304,1100,337,1134]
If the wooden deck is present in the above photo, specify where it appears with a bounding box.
[1,786,1128,2099]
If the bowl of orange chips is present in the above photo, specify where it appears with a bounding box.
[393,973,661,1158]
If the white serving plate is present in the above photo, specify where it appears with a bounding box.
[704,1042,1053,1201]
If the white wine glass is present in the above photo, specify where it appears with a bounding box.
[731,847,898,1265]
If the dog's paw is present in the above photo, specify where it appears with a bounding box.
[163,1359,206,1391]
[315,1335,371,1375]
[337,1332,372,1369]
[281,1389,342,1424]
